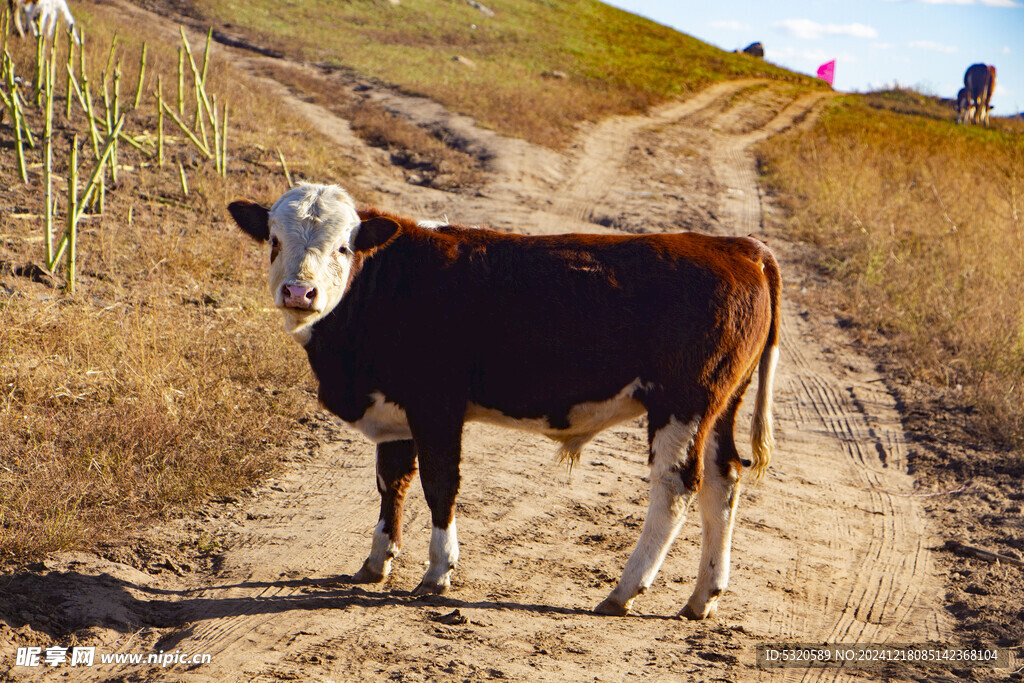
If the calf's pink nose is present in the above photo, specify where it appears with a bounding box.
[282,282,318,309]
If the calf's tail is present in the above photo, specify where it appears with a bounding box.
[749,249,781,482]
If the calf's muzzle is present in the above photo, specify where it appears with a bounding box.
[282,282,318,310]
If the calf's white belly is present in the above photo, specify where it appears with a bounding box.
[352,380,648,450]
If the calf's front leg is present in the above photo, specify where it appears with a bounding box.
[407,406,464,595]
[352,439,417,583]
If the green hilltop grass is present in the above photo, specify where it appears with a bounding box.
[199,0,820,147]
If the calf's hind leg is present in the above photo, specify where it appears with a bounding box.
[352,440,417,583]
[680,387,747,620]
[595,410,710,616]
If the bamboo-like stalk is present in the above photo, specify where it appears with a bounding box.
[0,82,29,182]
[156,76,164,167]
[101,33,118,89]
[12,87,36,148]
[65,27,75,119]
[78,26,86,84]
[34,31,44,107]
[110,65,121,183]
[65,62,86,110]
[1,9,9,59]
[178,162,189,196]
[50,116,126,271]
[211,94,221,175]
[194,78,208,150]
[133,42,147,109]
[44,39,56,264]
[180,27,214,129]
[82,74,101,159]
[177,48,184,115]
[66,136,79,290]
[159,98,212,158]
[200,28,212,86]
[4,61,36,149]
[219,101,228,177]
[277,148,293,187]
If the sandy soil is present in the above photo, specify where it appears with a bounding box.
[2,2,1021,681]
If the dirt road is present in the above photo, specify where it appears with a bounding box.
[3,5,976,681]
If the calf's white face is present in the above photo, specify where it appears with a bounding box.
[228,183,362,345]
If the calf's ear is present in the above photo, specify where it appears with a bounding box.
[227,200,271,242]
[352,216,401,253]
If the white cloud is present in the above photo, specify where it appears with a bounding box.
[710,20,752,32]
[908,40,959,53]
[773,18,878,40]
[768,46,860,67]
[1002,46,1012,55]
[886,0,1022,5]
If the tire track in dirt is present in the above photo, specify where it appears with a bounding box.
[697,91,951,682]
[34,5,955,681]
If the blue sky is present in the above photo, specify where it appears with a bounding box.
[605,0,1024,114]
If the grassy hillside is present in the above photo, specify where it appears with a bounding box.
[758,94,1024,446]
[0,6,348,561]
[196,0,819,147]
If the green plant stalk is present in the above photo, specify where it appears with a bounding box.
[220,102,228,177]
[101,33,118,90]
[65,28,75,119]
[110,66,120,184]
[82,74,101,159]
[12,87,36,148]
[180,27,214,128]
[178,162,189,196]
[65,62,86,110]
[44,42,56,265]
[277,148,293,187]
[1,85,29,183]
[78,26,86,84]
[1,8,9,59]
[34,31,44,107]
[200,28,212,86]
[177,48,184,115]
[4,63,36,148]
[211,94,221,175]
[157,76,164,167]
[65,136,79,290]
[133,43,146,109]
[101,74,111,131]
[159,99,211,158]
[51,117,125,269]
[195,80,209,152]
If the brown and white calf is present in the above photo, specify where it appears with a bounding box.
[964,63,996,126]
[956,87,974,125]
[228,183,781,618]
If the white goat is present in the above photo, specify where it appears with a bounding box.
[9,0,80,44]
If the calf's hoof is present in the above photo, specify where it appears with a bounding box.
[412,580,449,596]
[350,562,386,584]
[593,598,630,617]
[678,602,717,621]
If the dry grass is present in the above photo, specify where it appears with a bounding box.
[257,62,481,189]
[0,5,359,562]
[195,0,821,149]
[758,93,1024,445]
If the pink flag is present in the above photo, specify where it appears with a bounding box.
[816,60,835,87]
